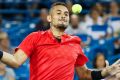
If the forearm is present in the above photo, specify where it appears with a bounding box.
[2,51,21,68]
[76,66,117,80]
[75,67,92,80]
[76,69,106,80]
[76,66,106,80]
[0,51,21,68]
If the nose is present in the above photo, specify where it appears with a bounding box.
[61,13,65,19]
[61,17,65,20]
[61,16,65,19]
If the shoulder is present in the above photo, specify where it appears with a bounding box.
[64,34,81,44]
[27,30,47,38]
[29,30,46,36]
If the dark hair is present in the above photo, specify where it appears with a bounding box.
[49,2,68,14]
[51,2,67,9]
[93,53,106,68]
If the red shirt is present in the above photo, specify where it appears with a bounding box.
[16,30,88,80]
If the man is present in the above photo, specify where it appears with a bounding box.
[0,2,120,80]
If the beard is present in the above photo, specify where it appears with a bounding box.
[56,23,68,31]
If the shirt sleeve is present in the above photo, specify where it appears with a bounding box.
[75,46,88,67]
[15,32,39,57]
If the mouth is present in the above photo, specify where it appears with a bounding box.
[59,19,67,22]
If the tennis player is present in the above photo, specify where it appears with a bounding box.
[0,2,120,80]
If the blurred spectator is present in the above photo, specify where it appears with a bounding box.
[0,32,13,53]
[93,53,106,69]
[65,14,80,35]
[109,1,119,17]
[85,8,103,26]
[85,9,105,39]
[27,3,39,19]
[35,8,50,31]
[65,14,88,35]
[0,62,15,80]
[104,1,120,33]
[93,3,105,17]
[92,53,119,80]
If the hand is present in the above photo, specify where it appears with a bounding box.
[101,59,120,77]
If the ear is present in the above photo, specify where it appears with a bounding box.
[47,15,51,22]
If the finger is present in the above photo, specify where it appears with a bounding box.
[112,59,120,66]
[108,65,120,75]
[113,69,120,74]
[110,64,120,70]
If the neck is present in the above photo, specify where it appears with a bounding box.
[50,26,65,39]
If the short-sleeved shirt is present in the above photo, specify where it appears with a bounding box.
[16,30,88,80]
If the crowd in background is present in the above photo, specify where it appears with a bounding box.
[0,0,120,80]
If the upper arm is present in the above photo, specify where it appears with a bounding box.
[73,37,88,66]
[74,45,90,79]
[13,32,40,65]
[17,32,39,57]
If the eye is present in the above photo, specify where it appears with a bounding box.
[57,12,61,15]
[65,13,68,16]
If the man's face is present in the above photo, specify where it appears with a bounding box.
[50,5,69,29]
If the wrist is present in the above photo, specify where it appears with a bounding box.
[91,70,105,80]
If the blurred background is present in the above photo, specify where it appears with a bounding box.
[0,0,120,80]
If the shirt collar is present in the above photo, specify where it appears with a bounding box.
[47,29,68,43]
